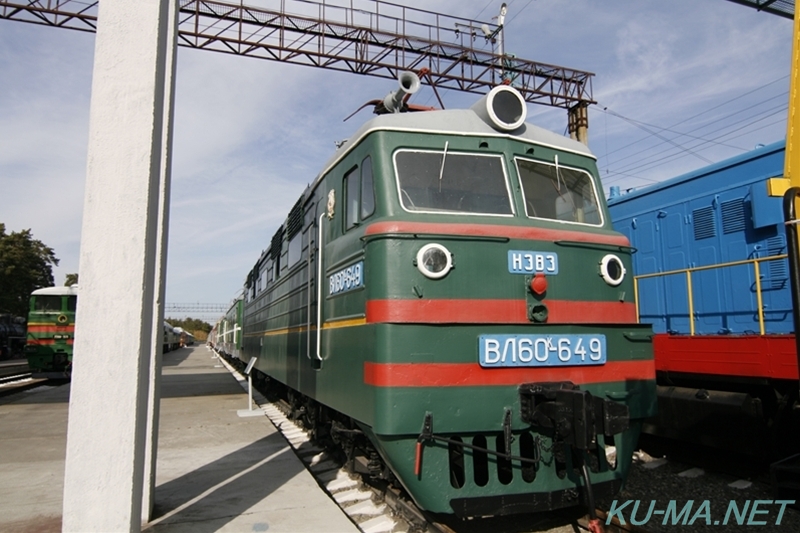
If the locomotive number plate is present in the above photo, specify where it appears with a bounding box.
[329,261,364,296]
[479,334,606,367]
[508,250,558,274]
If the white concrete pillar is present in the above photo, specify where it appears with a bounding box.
[142,0,178,523]
[62,2,175,532]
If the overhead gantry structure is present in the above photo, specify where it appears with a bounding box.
[725,0,794,19]
[164,302,228,315]
[0,0,596,142]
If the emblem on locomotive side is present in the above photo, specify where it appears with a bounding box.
[327,189,335,219]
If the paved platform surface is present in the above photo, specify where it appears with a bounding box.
[0,345,360,533]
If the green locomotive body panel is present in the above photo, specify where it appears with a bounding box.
[235,91,656,516]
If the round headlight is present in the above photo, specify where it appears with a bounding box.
[416,243,453,279]
[599,254,626,286]
[485,86,527,131]
[470,85,527,132]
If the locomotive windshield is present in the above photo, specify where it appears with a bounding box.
[394,150,513,215]
[33,296,62,312]
[515,157,602,225]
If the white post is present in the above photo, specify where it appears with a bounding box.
[498,3,507,60]
[62,2,175,532]
[238,357,262,417]
[143,0,178,523]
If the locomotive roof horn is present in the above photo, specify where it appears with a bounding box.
[471,85,527,132]
[343,71,435,121]
[382,71,421,113]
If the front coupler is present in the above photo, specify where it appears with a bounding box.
[519,382,630,450]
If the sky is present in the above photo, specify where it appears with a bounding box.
[0,0,794,320]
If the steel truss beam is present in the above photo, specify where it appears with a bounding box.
[165,303,228,314]
[724,0,794,19]
[0,0,594,110]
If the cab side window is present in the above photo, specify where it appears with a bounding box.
[361,157,375,219]
[344,166,359,230]
[344,156,376,231]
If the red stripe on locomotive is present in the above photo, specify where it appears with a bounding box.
[27,325,75,333]
[365,220,631,247]
[366,299,636,324]
[363,360,655,387]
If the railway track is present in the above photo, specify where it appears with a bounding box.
[213,348,652,533]
[0,371,32,385]
[0,361,29,379]
[0,373,53,398]
[603,442,800,533]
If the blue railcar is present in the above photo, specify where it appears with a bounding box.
[607,140,800,455]
[608,140,790,336]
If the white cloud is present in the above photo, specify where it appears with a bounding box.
[0,0,794,310]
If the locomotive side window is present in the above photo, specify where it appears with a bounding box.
[515,157,602,225]
[344,166,359,230]
[344,157,377,231]
[361,157,375,220]
[394,150,512,215]
[34,296,62,312]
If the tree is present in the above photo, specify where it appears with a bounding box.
[65,273,79,286]
[0,224,59,317]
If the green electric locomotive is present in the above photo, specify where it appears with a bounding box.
[25,285,78,379]
[228,75,656,518]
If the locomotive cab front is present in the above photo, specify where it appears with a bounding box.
[234,80,657,519]
[342,85,657,516]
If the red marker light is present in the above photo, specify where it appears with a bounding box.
[530,273,547,295]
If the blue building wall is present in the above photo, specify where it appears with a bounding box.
[607,141,792,335]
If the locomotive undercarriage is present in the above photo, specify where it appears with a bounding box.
[219,349,633,520]
[221,350,395,479]
[646,372,800,459]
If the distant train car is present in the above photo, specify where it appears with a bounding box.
[25,286,78,379]
[185,330,196,346]
[216,75,657,518]
[216,298,243,361]
[0,314,26,360]
[207,324,218,349]
[173,326,196,348]
[607,140,799,454]
[163,322,180,353]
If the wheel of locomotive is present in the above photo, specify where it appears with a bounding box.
[302,398,319,430]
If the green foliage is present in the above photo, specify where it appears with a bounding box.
[165,317,212,340]
[0,223,59,317]
[64,273,79,286]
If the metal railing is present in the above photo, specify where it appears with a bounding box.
[633,254,789,336]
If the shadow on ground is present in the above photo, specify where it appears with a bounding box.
[144,432,299,532]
